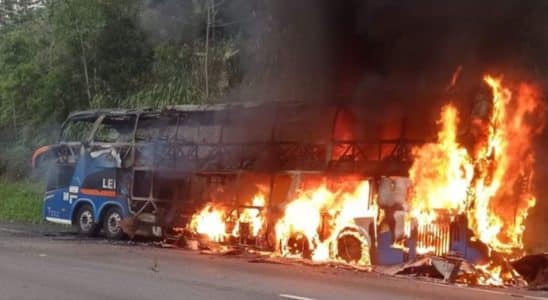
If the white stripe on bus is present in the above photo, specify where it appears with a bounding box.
[45,217,72,225]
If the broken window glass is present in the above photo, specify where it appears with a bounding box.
[93,115,136,143]
[60,117,97,142]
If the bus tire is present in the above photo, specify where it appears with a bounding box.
[102,206,124,240]
[75,204,98,237]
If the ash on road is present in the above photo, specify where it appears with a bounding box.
[0,223,546,300]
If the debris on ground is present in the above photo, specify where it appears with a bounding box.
[247,257,288,265]
[186,239,199,250]
[113,228,548,292]
[512,253,548,290]
[245,255,371,272]
[376,254,527,287]
[375,256,464,283]
[200,246,243,256]
[150,257,159,272]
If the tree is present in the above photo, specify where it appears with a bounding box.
[0,0,249,179]
[0,0,43,27]
[94,0,152,104]
[51,0,105,106]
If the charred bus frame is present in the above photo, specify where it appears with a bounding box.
[41,101,488,265]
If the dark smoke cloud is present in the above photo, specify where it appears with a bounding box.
[138,0,548,102]
[138,0,548,158]
[227,0,548,138]
[228,0,548,101]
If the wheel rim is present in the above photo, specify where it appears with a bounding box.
[79,210,94,232]
[107,212,122,235]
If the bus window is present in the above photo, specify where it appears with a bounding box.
[135,114,178,143]
[133,170,152,198]
[135,115,164,143]
[46,165,75,191]
[60,117,97,143]
[93,115,136,144]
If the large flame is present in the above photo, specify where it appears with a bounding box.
[189,205,227,242]
[409,74,544,256]
[190,191,267,242]
[186,74,544,284]
[470,75,543,253]
[275,180,374,266]
[232,192,266,238]
[409,105,474,224]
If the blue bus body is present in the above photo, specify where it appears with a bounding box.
[43,152,130,226]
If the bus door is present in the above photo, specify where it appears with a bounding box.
[44,163,75,222]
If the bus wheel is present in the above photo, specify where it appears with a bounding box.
[76,204,98,236]
[103,207,124,240]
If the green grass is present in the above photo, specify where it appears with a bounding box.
[0,179,44,223]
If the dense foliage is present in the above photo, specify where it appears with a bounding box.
[0,0,248,179]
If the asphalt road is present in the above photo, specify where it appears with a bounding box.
[0,223,546,300]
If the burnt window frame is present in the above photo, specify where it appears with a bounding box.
[90,113,138,146]
[58,115,100,144]
[135,113,179,144]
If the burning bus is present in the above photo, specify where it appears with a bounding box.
[33,75,545,283]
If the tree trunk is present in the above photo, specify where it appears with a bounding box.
[204,0,212,101]
[76,21,92,106]
[11,97,16,131]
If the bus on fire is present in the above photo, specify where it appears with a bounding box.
[33,101,487,266]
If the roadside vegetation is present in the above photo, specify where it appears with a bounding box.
[0,0,263,180]
[0,178,43,223]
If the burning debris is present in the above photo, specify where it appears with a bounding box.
[380,254,527,287]
[183,74,545,288]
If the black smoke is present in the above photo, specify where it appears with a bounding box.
[229,1,548,105]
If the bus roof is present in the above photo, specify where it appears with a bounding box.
[66,100,308,120]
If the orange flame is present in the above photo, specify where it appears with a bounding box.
[475,262,504,286]
[469,75,544,253]
[409,105,474,224]
[232,192,266,238]
[275,180,374,266]
[186,73,544,281]
[190,191,267,242]
[189,205,227,242]
[409,74,545,258]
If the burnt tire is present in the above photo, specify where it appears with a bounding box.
[102,207,124,240]
[75,204,99,236]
